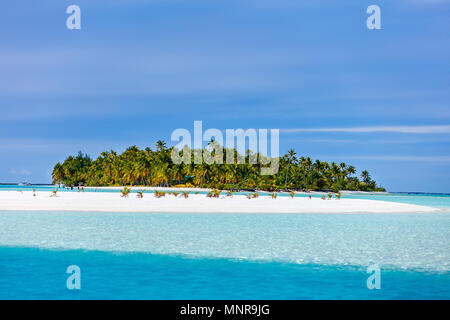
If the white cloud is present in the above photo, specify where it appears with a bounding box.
[316,155,450,162]
[282,125,450,134]
[10,168,31,175]
[406,0,449,4]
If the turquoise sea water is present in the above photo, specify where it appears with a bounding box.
[1,247,449,300]
[0,185,449,299]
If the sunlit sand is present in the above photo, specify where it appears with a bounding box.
[0,190,440,214]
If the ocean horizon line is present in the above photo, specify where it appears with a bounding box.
[1,183,449,196]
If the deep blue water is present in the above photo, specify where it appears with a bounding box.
[0,247,448,300]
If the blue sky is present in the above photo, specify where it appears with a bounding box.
[1,0,449,192]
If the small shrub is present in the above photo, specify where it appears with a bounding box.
[270,193,277,199]
[321,195,326,200]
[136,190,144,198]
[336,192,342,200]
[154,190,166,198]
[207,189,221,198]
[172,192,179,197]
[181,191,190,199]
[328,193,333,200]
[121,187,131,198]
[50,189,58,197]
[173,183,194,188]
[289,191,295,199]
[226,190,233,197]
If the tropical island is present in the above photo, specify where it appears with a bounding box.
[1,141,440,215]
[52,141,385,192]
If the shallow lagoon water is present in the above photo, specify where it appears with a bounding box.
[1,211,449,271]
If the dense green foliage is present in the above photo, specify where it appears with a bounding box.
[52,141,385,192]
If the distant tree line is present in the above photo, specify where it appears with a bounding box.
[52,140,385,192]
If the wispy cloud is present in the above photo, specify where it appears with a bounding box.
[354,156,450,162]
[316,155,450,162]
[10,168,31,175]
[405,0,449,4]
[282,125,450,134]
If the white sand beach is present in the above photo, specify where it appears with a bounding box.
[0,190,441,214]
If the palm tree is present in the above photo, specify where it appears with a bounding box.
[52,163,64,184]
[361,170,371,183]
[52,143,384,192]
[284,149,297,190]
[156,140,167,152]
[346,165,356,176]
